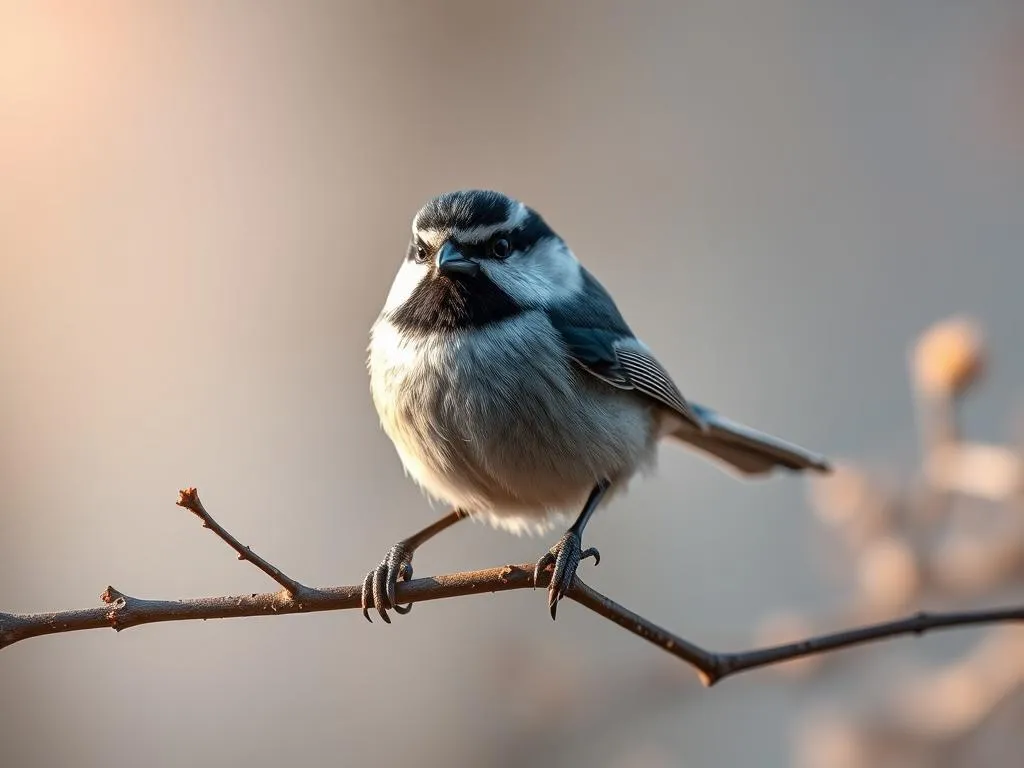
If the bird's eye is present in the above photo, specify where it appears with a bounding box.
[414,244,429,263]
[489,238,510,259]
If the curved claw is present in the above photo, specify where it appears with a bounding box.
[361,570,375,623]
[361,543,415,623]
[385,559,400,613]
[392,562,414,614]
[533,531,601,620]
[533,551,556,587]
[373,562,392,624]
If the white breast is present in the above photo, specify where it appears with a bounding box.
[368,313,658,534]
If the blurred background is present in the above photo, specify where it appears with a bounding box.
[2,1,1023,766]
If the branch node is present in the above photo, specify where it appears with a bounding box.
[103,588,129,631]
[913,610,929,634]
[101,586,125,604]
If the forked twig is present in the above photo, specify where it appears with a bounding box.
[1,488,1020,687]
[177,488,308,599]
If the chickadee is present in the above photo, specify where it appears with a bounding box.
[364,189,830,622]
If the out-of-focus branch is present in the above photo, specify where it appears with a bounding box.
[569,584,1022,685]
[1,489,1021,687]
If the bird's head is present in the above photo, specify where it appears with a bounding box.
[382,190,583,333]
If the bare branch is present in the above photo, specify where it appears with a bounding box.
[176,487,308,598]
[0,565,537,650]
[1,488,1021,687]
[561,582,1024,685]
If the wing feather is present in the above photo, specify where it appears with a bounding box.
[613,347,705,429]
[672,403,831,475]
[542,268,828,476]
[545,268,705,430]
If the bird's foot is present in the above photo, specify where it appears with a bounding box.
[361,542,415,623]
[533,530,600,620]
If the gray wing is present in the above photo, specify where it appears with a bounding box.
[547,268,830,477]
[671,403,831,476]
[610,345,707,430]
[546,269,706,430]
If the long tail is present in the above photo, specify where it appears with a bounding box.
[670,403,831,476]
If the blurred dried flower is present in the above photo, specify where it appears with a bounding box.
[811,465,874,526]
[857,536,920,613]
[912,317,987,399]
[895,628,1024,739]
[793,315,1022,767]
[924,442,1022,502]
[897,664,991,736]
[810,465,895,546]
[796,713,866,768]
[933,528,1024,594]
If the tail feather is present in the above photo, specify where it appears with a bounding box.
[669,403,831,477]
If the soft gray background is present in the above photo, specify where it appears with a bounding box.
[2,1,1022,766]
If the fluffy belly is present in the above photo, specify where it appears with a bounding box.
[369,314,657,533]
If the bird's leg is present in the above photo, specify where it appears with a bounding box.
[533,479,610,620]
[362,508,468,623]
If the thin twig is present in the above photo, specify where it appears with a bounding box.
[1,489,1021,687]
[176,488,308,598]
[563,583,1024,685]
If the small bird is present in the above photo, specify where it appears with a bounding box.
[364,190,830,622]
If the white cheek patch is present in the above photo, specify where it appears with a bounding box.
[482,242,584,308]
[382,259,429,313]
[541,246,585,300]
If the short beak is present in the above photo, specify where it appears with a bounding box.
[436,242,480,277]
